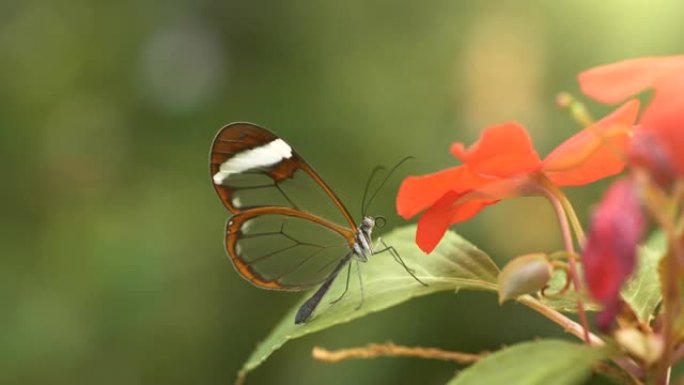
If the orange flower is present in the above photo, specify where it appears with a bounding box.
[580,56,684,181]
[397,100,640,253]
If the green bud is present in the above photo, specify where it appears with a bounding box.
[498,253,552,304]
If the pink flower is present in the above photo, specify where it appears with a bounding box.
[582,178,645,330]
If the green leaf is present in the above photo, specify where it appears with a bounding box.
[621,231,666,323]
[237,225,499,382]
[540,266,599,313]
[538,231,664,320]
[446,340,607,385]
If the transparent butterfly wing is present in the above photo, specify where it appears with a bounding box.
[210,122,356,228]
[209,123,358,290]
[225,208,353,290]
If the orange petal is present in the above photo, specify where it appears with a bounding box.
[450,122,542,177]
[638,76,684,176]
[579,56,684,104]
[543,100,639,186]
[415,193,455,253]
[416,191,495,253]
[460,174,540,201]
[579,56,684,178]
[396,166,487,219]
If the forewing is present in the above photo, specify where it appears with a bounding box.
[209,122,356,229]
[226,207,354,290]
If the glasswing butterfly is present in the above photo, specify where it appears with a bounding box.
[209,122,425,324]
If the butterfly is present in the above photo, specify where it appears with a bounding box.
[209,122,425,324]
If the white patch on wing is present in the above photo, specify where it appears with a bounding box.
[213,138,292,184]
[240,217,252,232]
[231,196,241,208]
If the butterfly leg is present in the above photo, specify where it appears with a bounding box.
[329,261,352,304]
[354,259,365,310]
[375,238,428,286]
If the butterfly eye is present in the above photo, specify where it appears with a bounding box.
[374,216,386,229]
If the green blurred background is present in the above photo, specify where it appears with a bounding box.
[2,0,683,384]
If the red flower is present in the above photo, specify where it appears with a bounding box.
[580,56,684,182]
[582,178,644,330]
[397,100,640,253]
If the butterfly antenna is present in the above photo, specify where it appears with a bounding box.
[363,156,414,217]
[361,165,385,217]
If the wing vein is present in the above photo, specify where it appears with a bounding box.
[246,243,301,265]
[271,246,336,282]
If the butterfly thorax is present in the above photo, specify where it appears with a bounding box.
[353,216,375,262]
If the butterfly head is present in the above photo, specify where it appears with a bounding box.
[361,216,375,231]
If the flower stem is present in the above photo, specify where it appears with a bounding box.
[517,295,601,345]
[544,181,587,246]
[638,173,681,385]
[312,343,485,363]
[536,178,591,344]
[557,193,587,246]
[519,296,646,383]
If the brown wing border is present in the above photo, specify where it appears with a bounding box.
[209,122,357,229]
[225,206,356,291]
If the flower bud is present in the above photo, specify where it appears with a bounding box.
[614,328,664,365]
[583,178,644,330]
[498,253,553,304]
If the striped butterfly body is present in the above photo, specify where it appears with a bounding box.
[209,122,423,324]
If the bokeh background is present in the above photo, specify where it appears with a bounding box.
[2,1,684,384]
